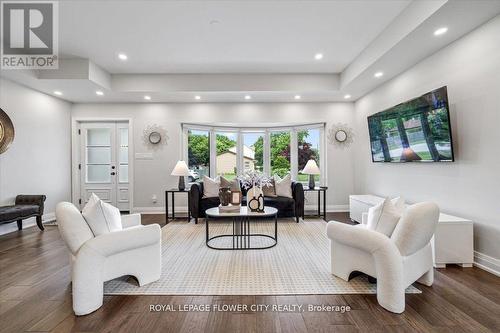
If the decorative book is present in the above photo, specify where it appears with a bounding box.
[218,204,241,213]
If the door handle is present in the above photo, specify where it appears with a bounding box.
[111,172,116,176]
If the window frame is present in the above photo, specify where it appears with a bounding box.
[182,123,326,186]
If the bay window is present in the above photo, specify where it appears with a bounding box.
[187,129,210,181]
[242,132,264,172]
[183,123,325,186]
[270,131,291,177]
[215,131,238,180]
[297,128,321,183]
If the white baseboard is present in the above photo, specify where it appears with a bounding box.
[304,204,349,213]
[132,206,179,214]
[0,212,56,236]
[474,251,500,277]
[133,205,349,215]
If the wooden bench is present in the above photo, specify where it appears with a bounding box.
[0,195,46,231]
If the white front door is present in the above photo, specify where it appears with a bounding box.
[79,122,130,211]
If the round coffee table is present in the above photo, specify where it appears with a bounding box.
[205,206,278,250]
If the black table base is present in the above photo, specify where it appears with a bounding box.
[165,189,191,224]
[303,187,328,221]
[206,214,278,250]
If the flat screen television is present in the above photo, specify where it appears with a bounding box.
[367,86,454,163]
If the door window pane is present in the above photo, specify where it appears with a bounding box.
[87,165,111,183]
[87,128,111,146]
[86,127,112,183]
[188,129,210,182]
[270,131,291,177]
[87,147,111,164]
[119,128,129,183]
[216,132,237,180]
[120,147,128,164]
[119,165,128,183]
[242,132,263,172]
[120,128,128,147]
[298,129,320,184]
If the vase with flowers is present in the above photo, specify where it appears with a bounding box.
[237,171,272,212]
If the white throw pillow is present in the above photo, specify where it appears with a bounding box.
[274,174,293,198]
[220,176,241,192]
[82,195,122,236]
[391,196,406,214]
[83,193,100,211]
[366,198,401,237]
[202,175,220,198]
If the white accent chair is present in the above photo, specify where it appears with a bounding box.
[326,202,439,313]
[55,202,162,315]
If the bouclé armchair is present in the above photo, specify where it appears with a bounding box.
[55,202,162,315]
[326,202,439,313]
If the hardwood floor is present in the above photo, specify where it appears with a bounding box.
[0,213,499,333]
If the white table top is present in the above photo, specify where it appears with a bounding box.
[350,194,472,224]
[206,206,278,217]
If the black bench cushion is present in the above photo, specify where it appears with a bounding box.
[0,205,40,222]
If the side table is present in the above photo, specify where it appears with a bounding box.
[303,186,328,221]
[165,188,191,224]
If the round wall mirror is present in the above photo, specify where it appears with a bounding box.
[335,130,348,142]
[149,131,161,144]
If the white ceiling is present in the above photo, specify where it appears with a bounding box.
[59,0,411,74]
[1,0,500,103]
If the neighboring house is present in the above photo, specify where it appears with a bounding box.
[217,145,256,174]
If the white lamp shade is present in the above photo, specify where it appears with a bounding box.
[301,159,320,175]
[171,160,190,176]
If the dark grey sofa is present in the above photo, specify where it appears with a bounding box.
[189,182,304,224]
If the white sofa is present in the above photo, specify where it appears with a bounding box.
[55,202,162,315]
[326,202,439,313]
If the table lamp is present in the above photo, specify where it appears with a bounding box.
[171,160,190,191]
[302,159,320,189]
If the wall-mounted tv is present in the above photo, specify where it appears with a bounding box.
[367,86,454,163]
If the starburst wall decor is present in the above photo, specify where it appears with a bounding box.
[328,123,354,149]
[143,124,169,150]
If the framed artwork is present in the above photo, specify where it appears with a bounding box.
[230,191,242,205]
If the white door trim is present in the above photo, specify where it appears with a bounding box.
[71,117,134,211]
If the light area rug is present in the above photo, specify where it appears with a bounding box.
[104,219,421,295]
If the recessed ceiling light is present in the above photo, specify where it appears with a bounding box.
[314,53,323,60]
[54,91,62,96]
[144,95,151,100]
[244,95,251,100]
[374,72,384,78]
[118,53,128,60]
[434,27,448,36]
[194,95,201,100]
[96,91,104,96]
[344,94,351,99]
[294,95,301,100]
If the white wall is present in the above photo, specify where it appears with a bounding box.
[0,78,72,234]
[353,16,500,261]
[72,102,355,212]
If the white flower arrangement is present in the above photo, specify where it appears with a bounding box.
[237,170,273,189]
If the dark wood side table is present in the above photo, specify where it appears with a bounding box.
[165,188,191,224]
[303,186,328,221]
